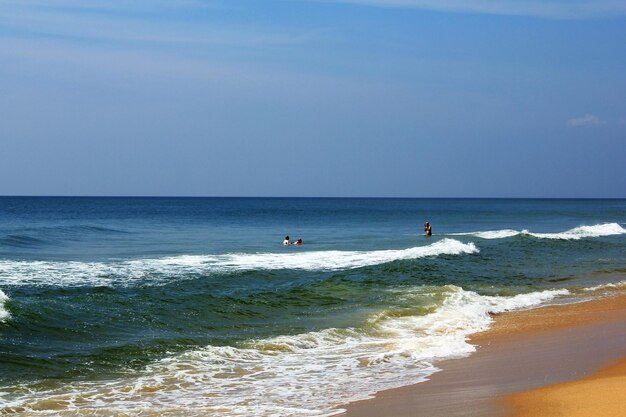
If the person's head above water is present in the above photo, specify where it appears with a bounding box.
[284,235,289,240]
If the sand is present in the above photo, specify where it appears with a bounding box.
[339,292,626,417]
[505,358,626,417]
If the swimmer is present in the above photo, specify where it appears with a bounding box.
[294,238,303,245]
[424,222,432,237]
[283,235,291,245]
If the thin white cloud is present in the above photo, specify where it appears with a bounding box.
[0,35,379,98]
[1,0,218,12]
[567,114,606,127]
[0,1,320,48]
[310,0,626,19]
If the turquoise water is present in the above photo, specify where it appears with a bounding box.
[0,197,625,416]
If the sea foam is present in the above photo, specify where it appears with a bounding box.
[525,223,626,240]
[0,289,9,322]
[0,239,478,287]
[0,286,567,416]
[582,280,626,292]
[452,222,626,240]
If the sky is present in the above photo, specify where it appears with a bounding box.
[0,0,625,197]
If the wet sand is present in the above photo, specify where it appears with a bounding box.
[339,293,626,417]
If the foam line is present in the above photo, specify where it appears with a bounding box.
[526,223,626,240]
[0,239,478,287]
[451,223,626,240]
[582,280,626,292]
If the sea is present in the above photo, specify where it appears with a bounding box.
[0,197,625,416]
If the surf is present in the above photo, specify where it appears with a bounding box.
[0,286,568,417]
[0,239,479,287]
[0,289,9,322]
[451,222,626,240]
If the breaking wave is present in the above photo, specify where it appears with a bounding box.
[0,239,478,287]
[582,280,626,292]
[0,289,9,322]
[451,223,626,240]
[0,286,567,416]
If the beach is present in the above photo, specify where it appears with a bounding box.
[342,293,626,417]
[340,291,626,417]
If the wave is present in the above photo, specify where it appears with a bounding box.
[0,289,9,322]
[0,234,47,248]
[452,229,520,239]
[582,280,626,292]
[0,286,567,416]
[6,225,128,235]
[451,223,626,240]
[0,225,128,249]
[204,238,478,271]
[0,239,478,287]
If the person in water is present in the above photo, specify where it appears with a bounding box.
[294,238,303,245]
[283,235,291,245]
[424,222,432,237]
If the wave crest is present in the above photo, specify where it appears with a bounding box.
[525,223,626,240]
[582,280,626,292]
[210,238,478,271]
[452,223,626,240]
[0,289,9,322]
[0,234,47,248]
[0,239,478,287]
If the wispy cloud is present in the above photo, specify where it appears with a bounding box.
[567,114,606,127]
[0,1,320,48]
[1,0,218,13]
[309,0,626,19]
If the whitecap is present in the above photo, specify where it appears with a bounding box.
[582,280,626,292]
[0,239,478,287]
[524,223,626,240]
[451,223,626,241]
[451,229,520,239]
[0,289,9,322]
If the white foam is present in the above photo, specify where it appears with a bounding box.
[452,229,520,239]
[452,223,626,241]
[525,223,626,240]
[0,289,9,322]
[583,280,626,292]
[0,286,567,416]
[0,239,478,287]
[216,238,478,271]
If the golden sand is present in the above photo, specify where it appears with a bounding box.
[505,358,626,417]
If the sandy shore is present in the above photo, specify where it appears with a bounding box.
[505,358,626,417]
[339,292,626,417]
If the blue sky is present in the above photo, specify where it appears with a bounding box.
[1,0,625,197]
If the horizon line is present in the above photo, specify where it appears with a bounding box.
[1,195,625,200]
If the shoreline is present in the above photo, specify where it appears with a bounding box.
[338,291,626,417]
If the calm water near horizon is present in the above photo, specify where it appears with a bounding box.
[1,197,625,416]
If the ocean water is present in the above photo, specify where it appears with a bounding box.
[0,197,625,416]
